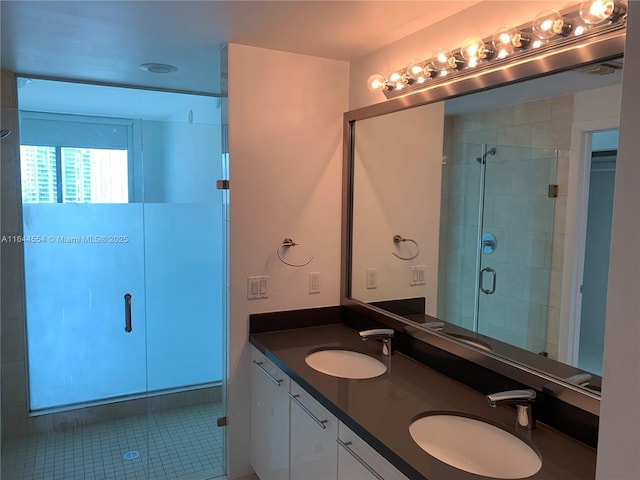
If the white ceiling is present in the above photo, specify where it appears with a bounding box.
[1,1,478,94]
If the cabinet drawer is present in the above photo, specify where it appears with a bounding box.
[338,422,408,480]
[290,381,338,479]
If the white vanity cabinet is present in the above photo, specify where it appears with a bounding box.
[250,347,290,480]
[250,345,409,480]
[289,380,338,479]
[337,423,409,480]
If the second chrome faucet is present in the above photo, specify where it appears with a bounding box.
[359,328,394,356]
[486,389,537,430]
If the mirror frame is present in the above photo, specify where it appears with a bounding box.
[341,23,626,416]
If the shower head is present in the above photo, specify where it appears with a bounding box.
[477,147,497,164]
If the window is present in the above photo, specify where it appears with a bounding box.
[18,111,135,204]
[20,146,129,204]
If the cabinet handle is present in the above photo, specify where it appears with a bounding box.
[253,360,282,386]
[337,438,384,480]
[288,392,328,430]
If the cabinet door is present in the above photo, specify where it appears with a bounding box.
[290,380,338,479]
[337,423,409,480]
[250,347,290,480]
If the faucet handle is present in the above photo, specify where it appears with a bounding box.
[359,328,394,339]
[486,389,536,407]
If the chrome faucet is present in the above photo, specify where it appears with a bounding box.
[359,328,394,356]
[486,389,536,430]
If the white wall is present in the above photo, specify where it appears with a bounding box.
[596,2,640,478]
[227,44,348,478]
[351,102,444,314]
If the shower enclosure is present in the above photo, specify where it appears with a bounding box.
[1,79,228,480]
[438,143,558,355]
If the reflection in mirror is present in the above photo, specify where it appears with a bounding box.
[350,59,623,392]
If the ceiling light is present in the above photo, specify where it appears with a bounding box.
[140,63,178,74]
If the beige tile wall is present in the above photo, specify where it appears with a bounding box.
[440,94,573,357]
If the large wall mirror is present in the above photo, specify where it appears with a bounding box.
[343,15,625,409]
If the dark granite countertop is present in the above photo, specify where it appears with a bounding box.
[250,323,596,480]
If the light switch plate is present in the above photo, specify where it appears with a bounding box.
[247,276,269,299]
[309,272,321,294]
[367,268,378,289]
[410,266,426,286]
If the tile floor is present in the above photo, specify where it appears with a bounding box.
[1,402,225,480]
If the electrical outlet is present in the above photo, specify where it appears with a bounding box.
[410,266,426,286]
[247,276,269,299]
[366,268,378,289]
[309,272,321,294]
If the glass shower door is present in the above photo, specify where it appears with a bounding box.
[476,145,558,354]
[141,111,226,479]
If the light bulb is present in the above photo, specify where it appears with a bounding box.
[460,38,492,64]
[367,74,388,92]
[579,0,620,25]
[532,9,571,39]
[407,59,425,77]
[430,48,458,72]
[492,26,529,58]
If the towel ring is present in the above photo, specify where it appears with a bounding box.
[392,234,420,261]
[277,238,314,267]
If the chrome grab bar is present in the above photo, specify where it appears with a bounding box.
[252,360,283,386]
[337,438,384,480]
[288,392,328,429]
[124,293,132,333]
[480,267,497,294]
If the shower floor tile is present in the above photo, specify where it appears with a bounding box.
[1,402,225,480]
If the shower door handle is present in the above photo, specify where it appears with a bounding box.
[480,267,497,294]
[124,293,132,333]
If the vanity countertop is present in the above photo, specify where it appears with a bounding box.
[250,323,596,480]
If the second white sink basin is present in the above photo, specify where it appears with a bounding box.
[409,413,542,479]
[305,349,386,379]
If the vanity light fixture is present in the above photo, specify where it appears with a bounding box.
[460,37,494,67]
[367,73,393,92]
[532,9,573,40]
[365,1,626,100]
[430,47,460,75]
[580,0,626,25]
[492,26,530,58]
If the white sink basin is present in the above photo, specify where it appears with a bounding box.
[305,349,386,379]
[409,414,542,479]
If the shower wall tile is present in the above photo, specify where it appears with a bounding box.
[485,160,513,195]
[553,196,568,232]
[551,233,566,272]
[551,94,575,120]
[515,99,552,124]
[1,316,25,362]
[461,128,498,145]
[497,124,532,146]
[512,158,552,195]
[482,105,516,128]
[548,270,563,309]
[556,150,571,195]
[508,230,550,268]
[0,361,26,404]
[531,118,573,150]
[2,402,26,437]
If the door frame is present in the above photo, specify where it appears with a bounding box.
[559,119,619,365]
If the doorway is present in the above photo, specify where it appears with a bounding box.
[1,78,228,480]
